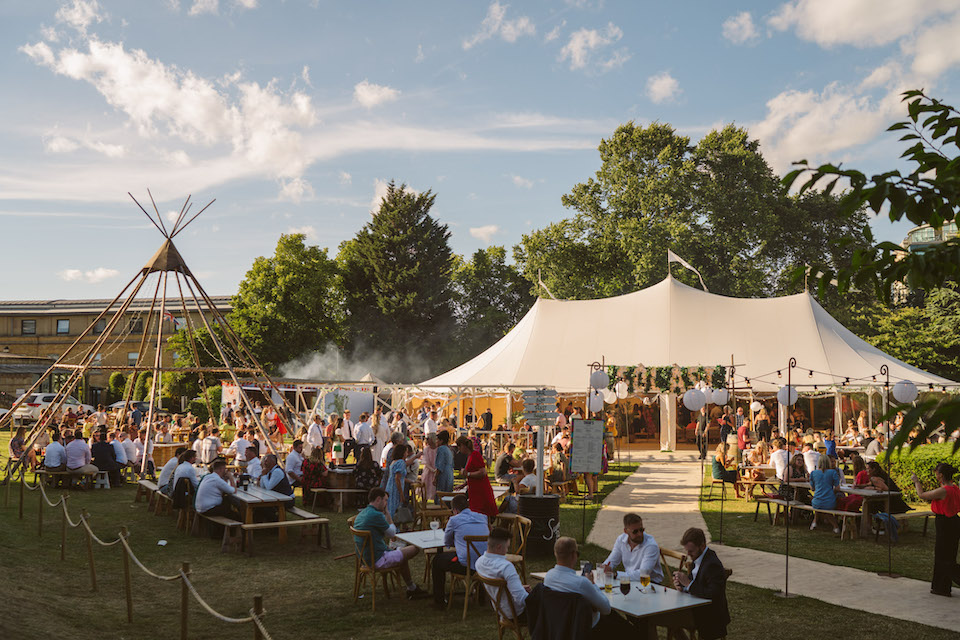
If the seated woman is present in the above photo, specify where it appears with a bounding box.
[353,446,382,492]
[748,441,769,466]
[9,427,39,471]
[778,453,811,503]
[838,456,869,512]
[809,455,841,534]
[866,461,912,514]
[301,448,329,507]
[712,443,742,498]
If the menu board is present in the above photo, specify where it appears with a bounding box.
[569,419,604,474]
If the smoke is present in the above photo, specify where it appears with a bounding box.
[278,342,434,384]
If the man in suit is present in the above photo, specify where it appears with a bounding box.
[672,527,730,640]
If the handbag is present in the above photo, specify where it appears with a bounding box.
[394,505,414,524]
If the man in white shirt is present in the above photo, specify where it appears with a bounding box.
[43,431,67,472]
[120,431,137,469]
[200,427,223,465]
[602,513,663,584]
[92,404,108,427]
[340,410,357,462]
[244,441,262,479]
[514,459,540,495]
[770,437,789,482]
[134,428,155,475]
[543,537,632,633]
[195,459,238,519]
[65,430,98,475]
[285,440,305,486]
[476,527,529,622]
[172,450,200,493]
[225,430,250,469]
[109,431,128,468]
[355,414,375,452]
[260,454,294,500]
[306,415,325,456]
[423,411,438,437]
[157,446,187,491]
[801,442,819,474]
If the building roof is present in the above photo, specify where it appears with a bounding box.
[0,296,232,315]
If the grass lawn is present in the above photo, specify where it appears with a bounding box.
[0,448,955,639]
[698,470,936,582]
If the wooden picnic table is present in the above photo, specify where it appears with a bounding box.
[229,484,295,543]
[786,481,899,538]
[530,571,710,637]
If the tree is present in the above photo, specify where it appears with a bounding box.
[451,246,535,362]
[787,90,960,448]
[338,180,455,380]
[132,372,151,402]
[106,372,125,404]
[230,233,343,372]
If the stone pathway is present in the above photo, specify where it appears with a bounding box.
[588,455,960,634]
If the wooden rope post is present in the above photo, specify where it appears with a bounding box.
[120,527,133,623]
[60,495,68,561]
[37,486,43,537]
[82,508,97,592]
[4,469,9,507]
[18,476,24,519]
[253,595,263,640]
[180,562,190,640]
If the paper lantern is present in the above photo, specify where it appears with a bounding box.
[712,388,729,406]
[587,390,605,412]
[750,401,762,412]
[777,385,798,406]
[642,397,651,406]
[615,380,629,399]
[602,389,617,404]
[892,380,918,404]
[682,389,706,411]
[590,369,610,391]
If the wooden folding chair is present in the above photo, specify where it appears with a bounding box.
[350,526,402,612]
[475,574,525,640]
[448,535,487,620]
[658,547,688,590]
[504,515,531,583]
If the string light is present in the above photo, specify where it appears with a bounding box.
[745,378,750,385]
[808,370,813,378]
[844,377,849,386]
[872,375,877,382]
[813,385,818,391]
[943,386,948,392]
[929,383,935,391]
[777,370,782,379]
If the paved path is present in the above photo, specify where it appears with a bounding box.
[589,455,960,634]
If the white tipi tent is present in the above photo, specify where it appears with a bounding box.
[423,275,953,393]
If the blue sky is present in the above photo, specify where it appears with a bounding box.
[1,0,958,299]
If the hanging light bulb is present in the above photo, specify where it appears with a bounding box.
[929,383,935,391]
[808,370,813,378]
[844,377,850,386]
[813,385,818,391]
[777,370,782,379]
[745,377,750,385]
[872,375,877,382]
[943,386,948,393]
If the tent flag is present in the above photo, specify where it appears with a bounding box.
[667,249,708,292]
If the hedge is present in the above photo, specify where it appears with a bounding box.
[877,443,960,502]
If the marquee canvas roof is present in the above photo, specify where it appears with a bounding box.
[422,276,954,393]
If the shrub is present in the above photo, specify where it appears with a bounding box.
[188,399,209,423]
[107,372,126,404]
[877,443,960,502]
[205,385,222,423]
[132,372,151,402]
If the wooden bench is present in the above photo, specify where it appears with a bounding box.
[791,504,860,540]
[240,513,331,556]
[195,513,244,553]
[35,469,97,490]
[310,487,367,513]
[740,479,780,501]
[154,490,173,516]
[135,479,158,505]
[289,506,332,549]
[874,510,934,542]
[754,497,806,525]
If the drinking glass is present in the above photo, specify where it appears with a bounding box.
[639,573,651,592]
[619,577,631,596]
[429,520,440,537]
[603,573,613,593]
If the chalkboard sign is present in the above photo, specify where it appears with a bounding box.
[569,419,604,474]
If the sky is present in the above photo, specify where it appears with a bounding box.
[1,0,959,299]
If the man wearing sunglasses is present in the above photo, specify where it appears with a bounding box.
[601,513,663,584]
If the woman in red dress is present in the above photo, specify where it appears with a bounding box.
[455,436,497,518]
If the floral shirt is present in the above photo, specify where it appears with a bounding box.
[302,458,328,491]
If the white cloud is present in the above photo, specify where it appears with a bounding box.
[767,0,957,48]
[545,21,565,42]
[353,80,400,108]
[469,224,500,244]
[58,267,120,283]
[165,210,180,224]
[188,0,219,15]
[44,135,80,154]
[722,12,758,44]
[55,0,104,34]
[415,44,425,63]
[559,23,629,72]
[904,10,960,78]
[646,71,681,104]
[370,178,390,213]
[463,2,536,50]
[235,0,258,8]
[338,170,352,185]
[286,225,318,240]
[511,175,533,188]
[278,177,314,203]
[43,132,125,157]
[300,65,312,87]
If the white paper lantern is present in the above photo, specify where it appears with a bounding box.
[777,385,799,406]
[615,380,629,399]
[642,397,651,406]
[588,390,605,412]
[682,388,706,411]
[590,369,610,391]
[750,401,762,412]
[892,380,919,404]
[602,388,617,404]
[712,388,729,406]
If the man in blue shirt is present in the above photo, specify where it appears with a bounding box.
[353,488,427,599]
[432,494,489,606]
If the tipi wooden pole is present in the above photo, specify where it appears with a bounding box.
[142,272,169,476]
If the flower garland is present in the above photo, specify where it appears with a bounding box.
[605,363,728,395]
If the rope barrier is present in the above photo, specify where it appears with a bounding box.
[79,514,123,547]
[250,609,274,640]
[37,482,65,508]
[61,500,83,528]
[119,534,181,581]
[179,570,257,624]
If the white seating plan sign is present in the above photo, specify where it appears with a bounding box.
[570,419,604,474]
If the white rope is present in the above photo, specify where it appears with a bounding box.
[37,481,66,507]
[180,571,256,624]
[119,535,180,581]
[80,514,123,547]
[61,500,83,528]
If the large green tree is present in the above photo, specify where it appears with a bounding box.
[338,181,455,380]
[229,233,342,371]
[451,246,535,362]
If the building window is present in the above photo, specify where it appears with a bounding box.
[129,318,143,334]
[21,319,36,335]
[93,319,107,334]
[127,352,138,367]
[93,354,102,366]
[56,319,70,335]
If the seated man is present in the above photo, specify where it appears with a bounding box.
[170,449,200,495]
[90,429,121,487]
[134,428,155,476]
[120,431,138,472]
[432,494,489,606]
[513,459,539,495]
[494,444,522,484]
[65,429,99,476]
[543,537,636,637]
[225,429,251,470]
[194,458,239,520]
[476,527,529,622]
[244,441,262,479]
[285,439,305,487]
[157,446,188,492]
[672,527,730,640]
[260,454,294,504]
[42,430,67,473]
[602,512,663,584]
[353,488,427,599]
[109,431,128,473]
[801,442,819,475]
